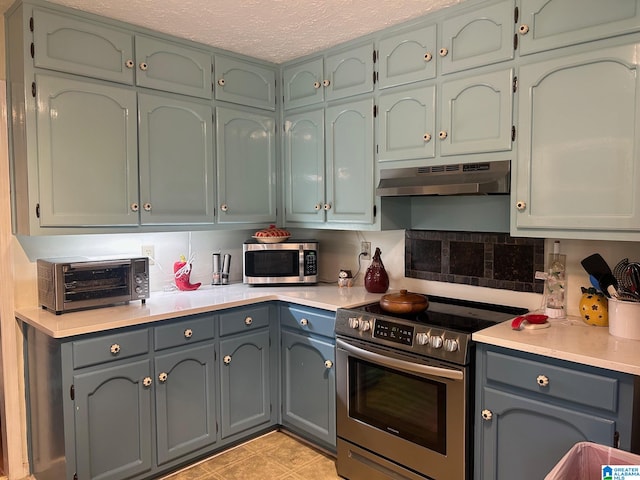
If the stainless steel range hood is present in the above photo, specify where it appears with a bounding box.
[376,160,510,196]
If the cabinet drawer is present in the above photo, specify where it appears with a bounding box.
[73,329,149,369]
[485,350,619,412]
[154,314,215,351]
[219,305,270,336]
[280,305,335,338]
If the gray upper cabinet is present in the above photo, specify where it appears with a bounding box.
[440,68,514,156]
[377,84,436,163]
[214,55,276,110]
[135,35,213,99]
[282,57,325,109]
[439,0,515,74]
[517,0,640,55]
[32,8,135,84]
[324,42,375,101]
[513,41,640,238]
[215,106,277,224]
[138,93,215,225]
[36,74,140,227]
[378,24,437,89]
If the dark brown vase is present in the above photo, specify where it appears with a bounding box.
[364,247,389,293]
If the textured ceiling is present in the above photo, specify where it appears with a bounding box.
[2,0,462,63]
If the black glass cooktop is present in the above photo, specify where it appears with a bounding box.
[356,294,528,334]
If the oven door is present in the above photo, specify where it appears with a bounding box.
[336,337,469,480]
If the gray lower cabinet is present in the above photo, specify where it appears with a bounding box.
[218,305,276,440]
[475,344,639,480]
[280,304,336,451]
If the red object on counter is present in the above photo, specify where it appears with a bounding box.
[511,314,548,330]
[364,247,389,293]
[174,255,201,291]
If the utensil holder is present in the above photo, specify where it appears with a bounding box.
[608,297,640,340]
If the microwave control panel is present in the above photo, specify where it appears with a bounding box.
[304,251,317,275]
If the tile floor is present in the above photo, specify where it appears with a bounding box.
[161,430,342,480]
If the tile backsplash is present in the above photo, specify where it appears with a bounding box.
[405,230,545,293]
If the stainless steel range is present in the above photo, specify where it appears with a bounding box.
[335,295,527,480]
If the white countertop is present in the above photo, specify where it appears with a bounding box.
[16,283,381,338]
[473,316,640,376]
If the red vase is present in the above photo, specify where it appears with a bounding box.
[364,247,389,293]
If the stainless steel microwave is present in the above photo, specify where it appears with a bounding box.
[37,257,150,314]
[243,239,318,285]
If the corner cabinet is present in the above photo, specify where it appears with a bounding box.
[512,39,640,240]
[284,98,374,225]
[279,304,337,451]
[215,106,277,224]
[475,344,639,480]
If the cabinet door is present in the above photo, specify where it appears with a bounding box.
[214,56,276,111]
[378,85,436,163]
[135,35,212,99]
[283,57,324,109]
[281,330,336,448]
[518,0,640,55]
[476,386,615,480]
[378,24,437,89]
[36,74,139,227]
[283,109,326,223]
[324,43,374,101]
[138,93,214,225]
[215,106,276,224]
[439,0,514,75]
[32,8,134,84]
[515,44,640,232]
[325,98,375,224]
[440,68,513,156]
[155,343,217,465]
[74,360,153,480]
[219,329,272,438]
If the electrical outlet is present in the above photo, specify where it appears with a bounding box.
[141,245,155,265]
[361,241,371,260]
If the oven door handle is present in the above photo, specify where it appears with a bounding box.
[336,338,464,381]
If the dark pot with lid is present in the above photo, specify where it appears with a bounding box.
[380,289,429,315]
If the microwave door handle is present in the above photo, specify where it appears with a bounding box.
[68,260,131,269]
[336,338,463,381]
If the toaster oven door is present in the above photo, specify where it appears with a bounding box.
[62,260,134,310]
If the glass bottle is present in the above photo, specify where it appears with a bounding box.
[364,247,389,293]
[544,241,566,318]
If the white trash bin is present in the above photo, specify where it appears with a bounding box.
[545,442,640,480]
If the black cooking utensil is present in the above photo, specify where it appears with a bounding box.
[581,253,619,298]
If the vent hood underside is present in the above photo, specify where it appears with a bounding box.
[376,160,511,197]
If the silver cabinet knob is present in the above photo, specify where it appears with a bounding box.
[516,201,526,211]
[130,203,139,212]
[300,318,308,326]
[184,328,193,339]
[423,133,432,142]
[143,202,151,212]
[223,355,232,365]
[125,59,134,68]
[438,130,448,140]
[313,81,321,89]
[110,344,121,355]
[536,374,549,387]
[324,360,333,369]
[244,316,253,326]
[139,62,148,71]
[158,372,168,383]
[322,79,330,87]
[424,52,433,62]
[218,78,225,86]
[143,376,152,387]
[220,204,229,212]
[519,24,530,35]
[439,47,448,57]
[481,409,493,421]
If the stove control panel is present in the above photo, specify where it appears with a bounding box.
[373,319,413,346]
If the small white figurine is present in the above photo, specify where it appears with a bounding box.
[338,269,353,288]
